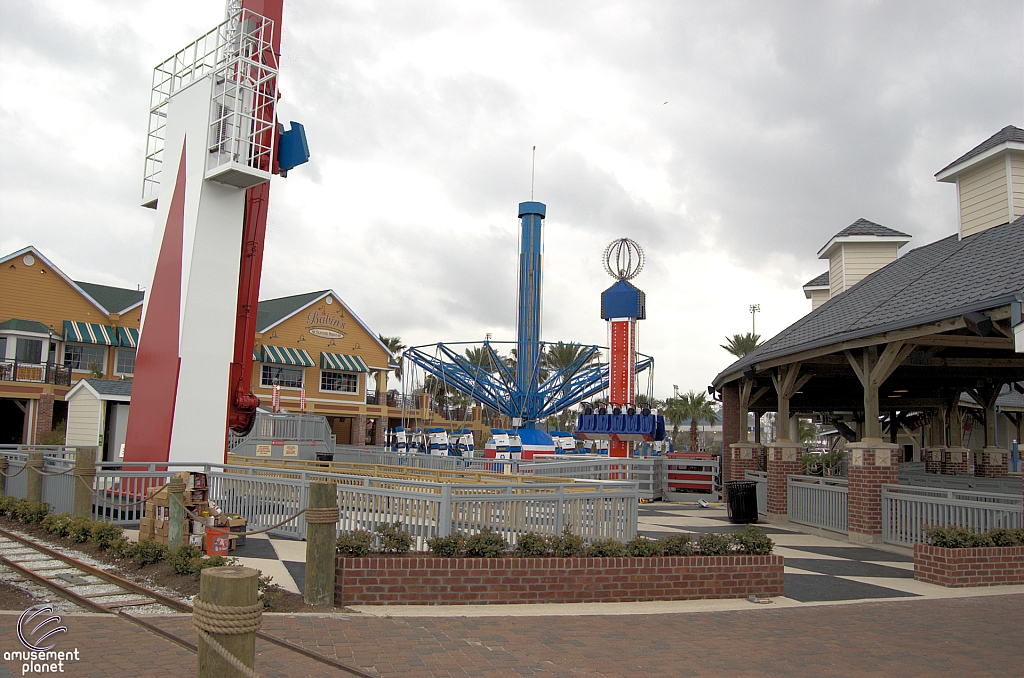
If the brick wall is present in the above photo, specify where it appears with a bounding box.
[729,445,761,482]
[34,393,54,443]
[914,544,1024,588]
[766,445,801,516]
[720,382,740,485]
[942,447,970,475]
[973,448,1008,478]
[923,446,944,475]
[336,555,784,606]
[847,446,898,538]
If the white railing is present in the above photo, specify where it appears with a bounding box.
[882,484,1023,548]
[744,470,768,515]
[787,475,848,534]
[518,457,664,501]
[899,472,1022,496]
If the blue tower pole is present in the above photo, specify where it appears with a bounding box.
[516,201,546,426]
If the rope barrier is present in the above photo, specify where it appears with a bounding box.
[0,464,27,478]
[77,476,154,508]
[303,507,339,524]
[171,494,319,537]
[193,599,264,678]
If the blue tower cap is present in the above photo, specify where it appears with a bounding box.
[518,202,546,218]
[601,279,646,320]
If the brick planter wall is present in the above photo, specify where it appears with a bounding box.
[914,544,1024,588]
[336,555,784,606]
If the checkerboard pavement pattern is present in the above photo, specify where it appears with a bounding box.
[638,504,924,604]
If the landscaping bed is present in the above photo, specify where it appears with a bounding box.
[335,524,783,606]
[913,526,1024,588]
[0,498,333,613]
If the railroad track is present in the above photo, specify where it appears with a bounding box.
[0,526,374,677]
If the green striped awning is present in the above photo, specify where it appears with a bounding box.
[116,327,140,348]
[320,352,369,372]
[253,346,261,362]
[63,321,118,346]
[261,345,314,367]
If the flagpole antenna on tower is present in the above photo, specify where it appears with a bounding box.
[531,146,536,200]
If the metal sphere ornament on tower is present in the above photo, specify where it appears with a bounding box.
[603,238,645,281]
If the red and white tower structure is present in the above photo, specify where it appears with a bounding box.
[125,1,307,465]
[600,239,646,458]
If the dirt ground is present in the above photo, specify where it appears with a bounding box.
[0,517,335,614]
[0,580,41,611]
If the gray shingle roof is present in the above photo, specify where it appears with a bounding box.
[830,218,910,240]
[75,281,144,314]
[256,291,330,332]
[803,271,829,288]
[714,219,1024,385]
[83,378,133,397]
[936,125,1024,176]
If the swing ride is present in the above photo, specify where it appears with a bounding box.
[394,202,665,459]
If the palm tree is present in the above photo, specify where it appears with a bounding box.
[721,332,762,358]
[661,397,687,447]
[543,342,597,375]
[378,335,406,381]
[678,390,719,451]
[798,418,818,444]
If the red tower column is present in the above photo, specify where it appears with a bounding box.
[608,319,636,458]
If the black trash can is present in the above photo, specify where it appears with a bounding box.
[724,480,758,524]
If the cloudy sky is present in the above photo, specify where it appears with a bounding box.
[1,0,1021,398]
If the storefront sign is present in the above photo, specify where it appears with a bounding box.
[307,303,345,339]
[256,444,272,457]
[284,444,299,457]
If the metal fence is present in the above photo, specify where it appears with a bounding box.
[899,472,1022,496]
[787,475,849,534]
[517,457,664,501]
[882,484,1023,548]
[744,470,767,515]
[16,459,640,545]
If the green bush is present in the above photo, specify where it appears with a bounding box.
[13,500,50,525]
[513,532,549,558]
[374,522,413,554]
[986,528,1024,547]
[731,525,775,555]
[465,528,508,558]
[108,537,136,560]
[427,533,467,557]
[659,533,694,556]
[134,539,167,567]
[168,544,205,576]
[41,513,74,538]
[697,532,733,556]
[924,525,1024,548]
[584,538,627,558]
[257,571,282,609]
[547,527,585,557]
[66,517,94,543]
[336,530,375,557]
[626,536,663,557]
[89,522,124,551]
[195,555,236,579]
[0,495,18,517]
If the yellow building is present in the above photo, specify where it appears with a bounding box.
[1,246,490,448]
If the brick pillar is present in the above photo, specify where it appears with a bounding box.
[847,442,899,544]
[351,414,367,446]
[765,442,802,519]
[923,446,945,474]
[720,382,741,487]
[728,443,762,482]
[942,447,970,475]
[35,393,55,443]
[974,447,1007,478]
[373,417,386,447]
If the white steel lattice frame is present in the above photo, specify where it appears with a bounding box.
[141,9,277,205]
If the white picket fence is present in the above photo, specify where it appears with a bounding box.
[882,484,1023,548]
[744,470,767,515]
[787,475,848,534]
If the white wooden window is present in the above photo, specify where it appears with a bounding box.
[64,344,105,371]
[114,349,136,376]
[261,365,303,389]
[320,370,357,393]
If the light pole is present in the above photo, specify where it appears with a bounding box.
[749,304,760,335]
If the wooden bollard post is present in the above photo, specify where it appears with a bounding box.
[195,566,261,678]
[304,481,338,605]
[72,447,96,519]
[0,459,7,496]
[167,478,185,550]
[26,452,43,504]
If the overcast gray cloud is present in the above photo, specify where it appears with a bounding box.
[1,0,1020,395]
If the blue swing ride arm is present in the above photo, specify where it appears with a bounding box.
[402,341,652,423]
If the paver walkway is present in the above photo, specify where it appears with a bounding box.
[0,593,1020,676]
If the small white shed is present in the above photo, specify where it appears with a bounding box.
[65,379,132,462]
